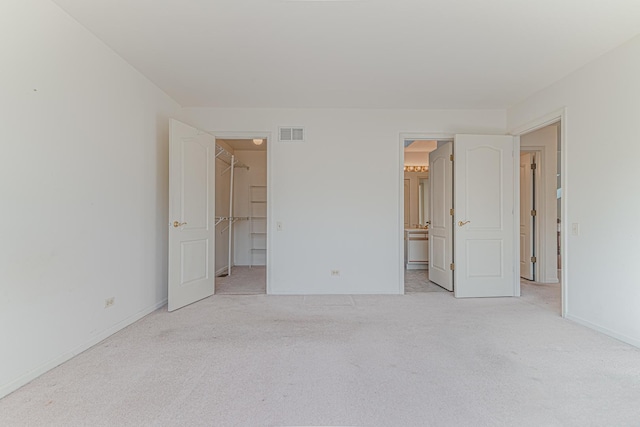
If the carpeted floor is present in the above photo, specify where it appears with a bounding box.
[216,266,446,295]
[216,266,266,295]
[2,280,639,426]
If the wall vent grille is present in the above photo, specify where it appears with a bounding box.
[279,127,305,142]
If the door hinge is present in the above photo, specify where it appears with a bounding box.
[531,256,537,263]
[449,154,454,161]
[450,263,455,271]
[531,209,537,217]
[531,163,537,170]
[450,208,454,216]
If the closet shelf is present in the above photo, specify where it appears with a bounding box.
[249,183,267,267]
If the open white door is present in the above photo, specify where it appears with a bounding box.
[454,134,517,298]
[428,141,453,291]
[520,152,534,280]
[168,119,216,311]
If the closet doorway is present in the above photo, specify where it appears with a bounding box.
[214,137,268,295]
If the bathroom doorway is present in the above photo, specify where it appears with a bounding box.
[402,138,448,293]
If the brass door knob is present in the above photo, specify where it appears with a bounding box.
[458,220,471,227]
[173,221,187,228]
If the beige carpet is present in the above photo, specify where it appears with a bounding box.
[216,266,266,295]
[2,281,639,426]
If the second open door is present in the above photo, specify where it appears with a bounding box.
[428,141,454,291]
[453,134,517,298]
[428,135,518,297]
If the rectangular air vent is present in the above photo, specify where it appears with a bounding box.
[279,127,305,142]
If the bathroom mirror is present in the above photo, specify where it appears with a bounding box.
[403,139,435,228]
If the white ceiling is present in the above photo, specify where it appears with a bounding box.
[52,0,640,109]
[405,140,437,153]
[404,140,436,166]
[218,139,267,151]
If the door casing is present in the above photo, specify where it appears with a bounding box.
[211,131,272,294]
[510,108,567,317]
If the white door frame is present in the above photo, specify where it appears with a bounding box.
[398,133,454,294]
[510,108,567,317]
[211,131,272,294]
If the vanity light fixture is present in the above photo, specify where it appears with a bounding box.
[252,138,264,146]
[404,166,428,172]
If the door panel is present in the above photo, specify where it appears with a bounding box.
[168,119,216,311]
[428,142,453,291]
[454,134,516,298]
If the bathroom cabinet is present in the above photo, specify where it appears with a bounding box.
[405,229,429,270]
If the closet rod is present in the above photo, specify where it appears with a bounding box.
[227,154,235,276]
[215,145,249,170]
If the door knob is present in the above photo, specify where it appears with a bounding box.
[458,220,471,227]
[173,221,187,228]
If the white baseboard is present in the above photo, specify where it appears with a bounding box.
[215,266,229,276]
[566,313,640,349]
[0,298,167,399]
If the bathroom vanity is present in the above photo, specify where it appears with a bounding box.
[404,228,429,269]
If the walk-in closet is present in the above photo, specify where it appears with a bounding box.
[214,138,267,294]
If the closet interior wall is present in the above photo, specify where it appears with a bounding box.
[233,150,268,267]
[214,144,249,276]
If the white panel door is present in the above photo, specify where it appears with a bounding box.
[429,142,453,291]
[168,119,216,311]
[520,152,534,280]
[454,134,516,298]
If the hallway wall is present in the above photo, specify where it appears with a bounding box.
[0,0,179,397]
[509,33,640,347]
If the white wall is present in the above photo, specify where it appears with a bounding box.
[0,0,179,397]
[509,34,640,347]
[521,125,558,283]
[180,108,506,294]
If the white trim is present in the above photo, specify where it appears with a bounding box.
[509,108,567,317]
[401,132,455,141]
[0,298,167,399]
[212,131,270,140]
[509,108,564,136]
[566,314,640,349]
